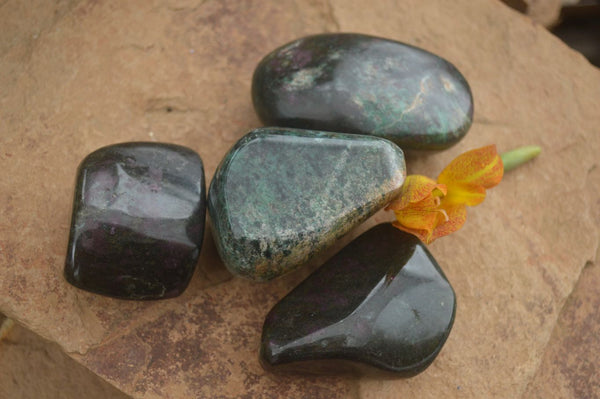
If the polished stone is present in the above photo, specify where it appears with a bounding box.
[260,223,456,376]
[252,33,473,150]
[208,128,405,281]
[64,142,206,300]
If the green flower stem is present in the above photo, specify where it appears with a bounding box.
[501,146,541,172]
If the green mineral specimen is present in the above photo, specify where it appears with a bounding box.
[208,128,406,281]
[252,33,474,150]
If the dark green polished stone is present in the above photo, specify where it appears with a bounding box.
[260,223,456,376]
[64,142,206,300]
[252,33,473,150]
[208,127,405,281]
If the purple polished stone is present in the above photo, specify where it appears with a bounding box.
[64,142,205,300]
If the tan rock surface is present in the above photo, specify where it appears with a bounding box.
[525,0,563,27]
[1,0,598,398]
[0,316,131,399]
[524,248,600,398]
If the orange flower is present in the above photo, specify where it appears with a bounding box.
[387,145,504,244]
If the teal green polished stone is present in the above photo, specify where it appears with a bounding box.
[252,33,473,150]
[208,128,406,281]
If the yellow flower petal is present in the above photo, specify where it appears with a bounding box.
[429,204,467,243]
[386,175,441,211]
[438,145,504,190]
[393,197,439,232]
[392,221,432,244]
[442,182,486,206]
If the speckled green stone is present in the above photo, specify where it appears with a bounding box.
[208,128,406,281]
[252,33,473,150]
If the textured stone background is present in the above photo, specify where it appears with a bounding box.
[1,0,599,398]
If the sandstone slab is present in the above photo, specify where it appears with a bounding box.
[1,0,599,398]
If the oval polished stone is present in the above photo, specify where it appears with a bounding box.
[260,223,456,376]
[208,127,405,281]
[252,33,473,150]
[64,142,206,300]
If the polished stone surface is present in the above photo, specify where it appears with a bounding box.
[260,223,456,376]
[252,33,473,150]
[64,142,205,300]
[208,128,405,281]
